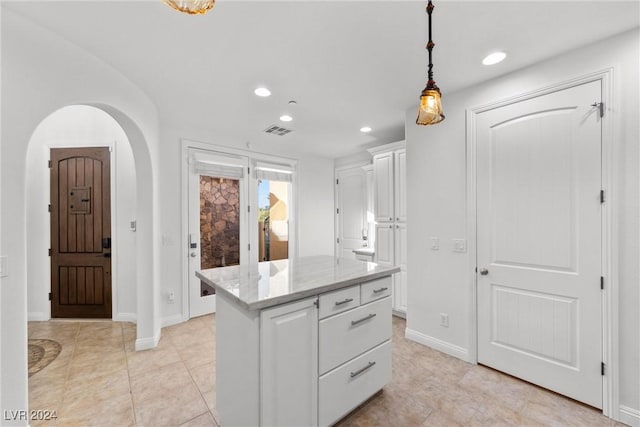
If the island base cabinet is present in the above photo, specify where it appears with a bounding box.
[260,297,319,427]
[318,340,392,427]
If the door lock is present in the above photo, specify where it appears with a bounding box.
[190,252,197,258]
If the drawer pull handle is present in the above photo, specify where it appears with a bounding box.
[351,313,376,326]
[372,287,388,294]
[350,361,376,378]
[335,298,354,306]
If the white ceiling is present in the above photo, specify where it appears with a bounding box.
[4,1,639,158]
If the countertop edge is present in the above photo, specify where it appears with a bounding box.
[196,266,400,311]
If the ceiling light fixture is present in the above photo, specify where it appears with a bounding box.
[280,115,293,122]
[254,87,271,97]
[162,0,215,15]
[360,127,372,133]
[416,0,445,126]
[482,51,507,65]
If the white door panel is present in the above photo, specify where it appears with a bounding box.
[394,149,407,223]
[477,80,602,408]
[336,167,367,260]
[373,153,394,223]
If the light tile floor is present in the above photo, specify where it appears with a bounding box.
[27,315,621,427]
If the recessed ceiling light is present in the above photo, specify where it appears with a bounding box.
[280,115,293,122]
[254,87,271,97]
[360,126,372,133]
[482,52,507,66]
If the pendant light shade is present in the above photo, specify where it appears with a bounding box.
[163,0,215,15]
[416,1,445,125]
[417,87,444,125]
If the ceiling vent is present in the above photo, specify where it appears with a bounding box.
[264,125,293,136]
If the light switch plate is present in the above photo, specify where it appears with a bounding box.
[0,256,8,277]
[430,237,440,250]
[453,239,466,253]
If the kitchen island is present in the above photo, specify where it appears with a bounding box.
[196,255,399,427]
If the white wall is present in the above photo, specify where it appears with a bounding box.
[405,28,639,422]
[157,125,336,324]
[1,9,160,422]
[26,105,137,322]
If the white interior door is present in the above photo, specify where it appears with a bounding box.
[336,166,367,259]
[188,150,249,318]
[476,80,603,408]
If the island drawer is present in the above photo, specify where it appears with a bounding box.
[318,285,361,320]
[360,276,392,305]
[319,296,391,375]
[319,340,391,427]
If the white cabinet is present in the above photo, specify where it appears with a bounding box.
[216,274,394,427]
[368,142,407,316]
[261,297,318,427]
[373,152,394,223]
[374,223,394,267]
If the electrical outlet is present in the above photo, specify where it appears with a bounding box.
[167,290,175,303]
[452,239,466,253]
[440,313,449,328]
[430,237,440,250]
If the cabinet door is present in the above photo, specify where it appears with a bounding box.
[373,153,394,223]
[261,297,318,427]
[394,149,407,223]
[394,223,407,313]
[374,223,394,267]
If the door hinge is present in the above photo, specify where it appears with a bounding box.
[600,190,605,204]
[48,160,52,168]
[601,276,604,290]
[48,292,52,301]
[601,362,605,376]
[48,204,52,213]
[336,179,339,185]
[313,298,319,308]
[248,167,250,175]
[337,237,340,244]
[336,208,339,214]
[248,243,250,251]
[591,102,604,118]
[248,205,250,213]
[48,248,52,256]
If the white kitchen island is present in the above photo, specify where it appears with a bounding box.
[196,255,400,427]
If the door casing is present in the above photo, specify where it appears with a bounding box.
[466,69,616,416]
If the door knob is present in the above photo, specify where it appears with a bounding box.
[479,268,489,275]
[190,252,197,258]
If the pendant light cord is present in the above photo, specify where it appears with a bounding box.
[426,1,435,86]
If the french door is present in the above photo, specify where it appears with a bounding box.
[187,150,249,318]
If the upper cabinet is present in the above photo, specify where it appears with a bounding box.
[369,142,406,224]
[394,149,407,223]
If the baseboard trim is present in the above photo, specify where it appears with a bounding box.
[114,312,137,323]
[161,314,185,328]
[619,405,640,426]
[135,330,160,351]
[392,310,406,319]
[405,328,470,362]
[28,312,49,321]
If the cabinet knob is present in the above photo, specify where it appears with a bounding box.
[389,225,392,228]
[389,217,392,221]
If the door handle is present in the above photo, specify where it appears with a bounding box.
[479,268,489,275]
[190,252,197,258]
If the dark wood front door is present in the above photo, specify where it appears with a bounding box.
[50,147,112,318]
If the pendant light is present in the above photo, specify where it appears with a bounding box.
[163,0,215,15]
[416,0,445,125]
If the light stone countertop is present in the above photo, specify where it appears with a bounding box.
[196,255,399,311]
[352,247,375,256]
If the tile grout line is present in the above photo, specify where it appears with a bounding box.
[122,323,138,427]
[53,321,81,427]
